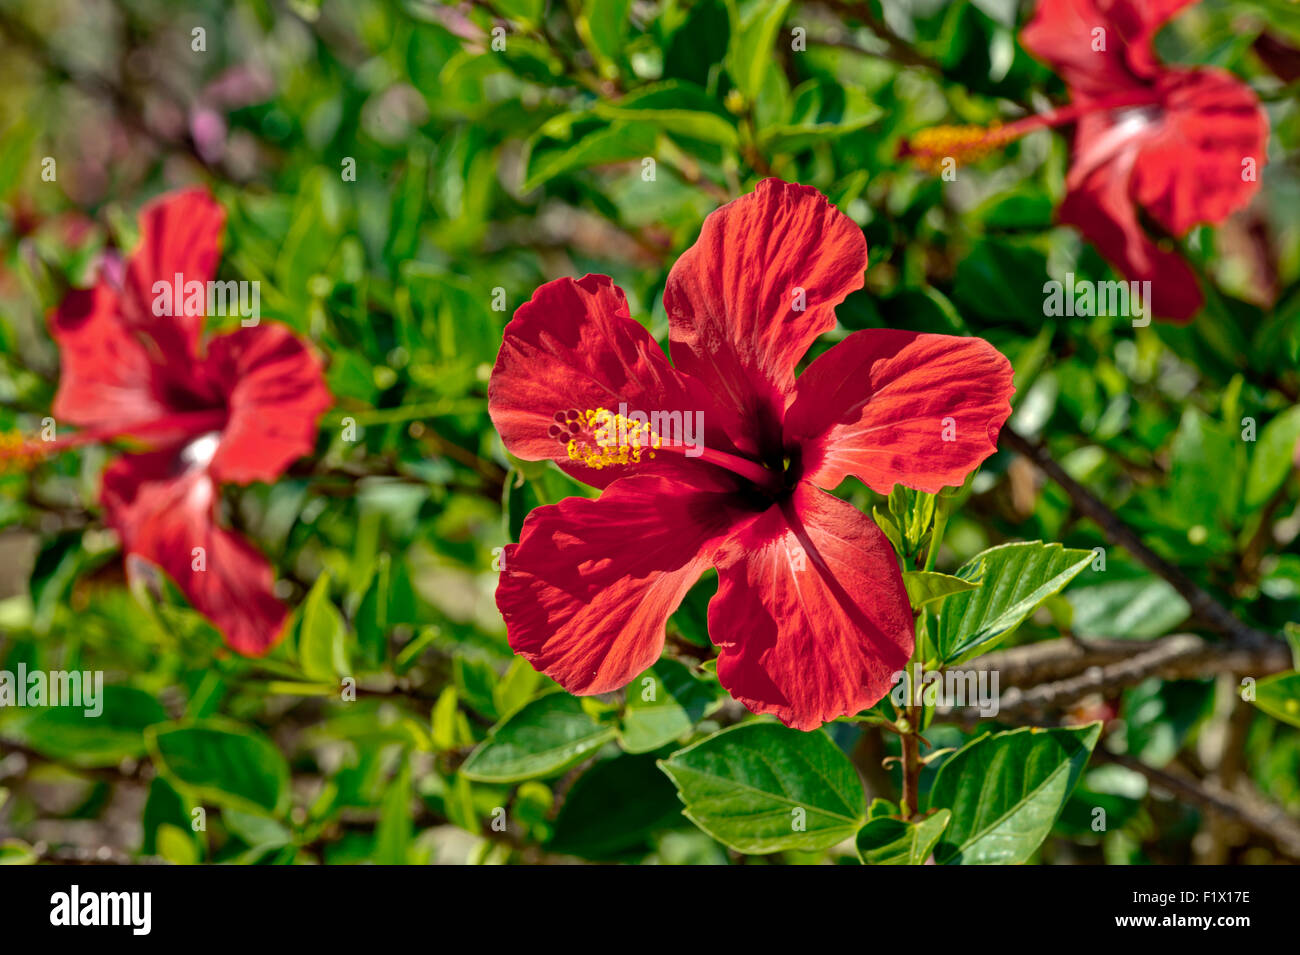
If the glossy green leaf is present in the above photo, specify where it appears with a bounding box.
[620,659,723,753]
[935,542,1094,663]
[548,753,684,859]
[461,692,616,783]
[522,121,658,192]
[903,570,980,611]
[856,809,951,865]
[658,722,865,854]
[298,573,349,682]
[146,720,290,816]
[930,724,1102,864]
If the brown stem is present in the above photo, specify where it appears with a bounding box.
[934,632,1291,724]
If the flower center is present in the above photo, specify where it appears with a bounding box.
[551,408,662,470]
[550,406,785,494]
[180,431,223,470]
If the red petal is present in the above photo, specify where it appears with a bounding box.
[664,179,867,457]
[1021,0,1152,96]
[202,324,332,485]
[1130,68,1268,236]
[785,330,1014,494]
[1101,0,1198,78]
[708,483,913,731]
[1061,113,1204,321]
[48,283,174,431]
[489,273,721,489]
[101,451,288,656]
[497,472,750,695]
[122,187,226,358]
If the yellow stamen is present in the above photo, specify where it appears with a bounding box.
[0,430,51,475]
[554,407,663,471]
[906,123,1016,174]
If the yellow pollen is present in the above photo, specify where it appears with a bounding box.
[0,430,50,475]
[554,407,664,471]
[906,123,1015,174]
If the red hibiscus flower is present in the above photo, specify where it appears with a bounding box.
[489,179,1014,730]
[904,0,1268,322]
[7,188,331,655]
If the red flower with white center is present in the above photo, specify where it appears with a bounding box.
[2,188,331,655]
[904,0,1268,322]
[489,179,1015,731]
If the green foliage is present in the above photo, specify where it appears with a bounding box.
[659,722,866,854]
[1,0,1297,867]
[932,542,1096,664]
[929,725,1102,865]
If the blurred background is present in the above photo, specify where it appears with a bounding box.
[0,0,1298,864]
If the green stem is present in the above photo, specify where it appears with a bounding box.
[923,496,949,572]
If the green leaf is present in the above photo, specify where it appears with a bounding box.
[141,777,189,856]
[1252,671,1300,728]
[8,685,165,767]
[727,0,791,102]
[1244,406,1300,511]
[620,659,723,754]
[548,754,684,859]
[758,81,882,153]
[431,686,469,751]
[930,724,1101,864]
[856,809,951,865]
[522,121,658,192]
[224,809,291,850]
[298,573,349,682]
[355,554,391,667]
[594,82,739,147]
[461,692,616,783]
[493,657,545,718]
[935,542,1094,663]
[658,722,865,854]
[902,570,980,611]
[454,653,500,719]
[1168,408,1244,537]
[1066,575,1190,640]
[146,720,290,816]
[0,839,37,865]
[492,0,542,23]
[577,0,633,77]
[156,823,200,865]
[873,507,905,557]
[375,759,413,864]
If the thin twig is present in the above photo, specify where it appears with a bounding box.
[935,632,1291,723]
[1001,425,1279,649]
[1095,751,1300,861]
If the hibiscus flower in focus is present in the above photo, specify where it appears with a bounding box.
[3,188,331,655]
[904,0,1269,322]
[489,179,1014,731]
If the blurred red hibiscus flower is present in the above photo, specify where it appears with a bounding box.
[905,0,1268,322]
[22,188,331,655]
[489,178,1014,731]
